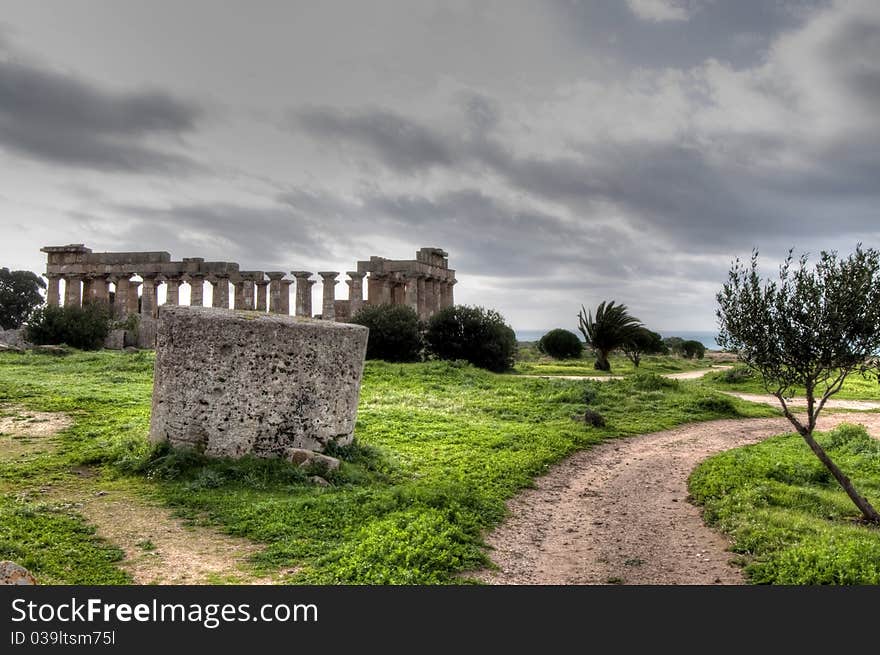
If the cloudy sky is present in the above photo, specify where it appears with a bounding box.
[1,0,878,332]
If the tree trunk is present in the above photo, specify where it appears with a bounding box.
[594,351,611,371]
[800,429,880,523]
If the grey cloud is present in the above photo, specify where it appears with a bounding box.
[108,202,336,271]
[291,106,455,173]
[819,14,880,108]
[0,50,202,173]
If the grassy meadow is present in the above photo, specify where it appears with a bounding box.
[513,341,723,377]
[0,349,773,584]
[690,424,880,584]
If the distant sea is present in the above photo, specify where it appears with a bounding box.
[515,329,721,350]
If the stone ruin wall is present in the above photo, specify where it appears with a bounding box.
[40,244,457,348]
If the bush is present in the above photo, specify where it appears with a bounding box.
[718,365,754,384]
[25,304,111,350]
[350,304,422,362]
[537,329,584,359]
[681,340,706,359]
[424,305,517,373]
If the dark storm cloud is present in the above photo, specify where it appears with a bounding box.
[291,106,455,173]
[818,14,880,107]
[550,0,832,69]
[0,50,202,173]
[108,202,336,270]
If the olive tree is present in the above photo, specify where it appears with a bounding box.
[716,247,880,523]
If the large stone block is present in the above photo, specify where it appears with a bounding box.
[149,306,368,458]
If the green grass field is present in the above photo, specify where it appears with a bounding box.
[689,424,880,584]
[0,350,773,584]
[700,365,880,401]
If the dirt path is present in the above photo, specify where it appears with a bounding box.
[517,366,731,382]
[722,392,880,412]
[474,412,880,585]
[1,404,282,585]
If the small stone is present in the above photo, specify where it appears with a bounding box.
[583,409,606,428]
[309,475,331,487]
[0,561,37,585]
[287,448,340,472]
[94,490,108,497]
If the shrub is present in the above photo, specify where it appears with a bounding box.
[25,304,111,350]
[664,336,685,355]
[350,304,422,362]
[537,329,584,359]
[424,305,517,373]
[718,365,754,384]
[630,372,679,391]
[681,340,706,359]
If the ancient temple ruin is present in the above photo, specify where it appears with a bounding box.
[40,244,456,347]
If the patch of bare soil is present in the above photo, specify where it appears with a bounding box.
[472,413,880,585]
[40,483,283,585]
[0,406,72,461]
[1,403,283,585]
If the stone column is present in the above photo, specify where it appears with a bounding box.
[188,274,205,307]
[255,280,269,312]
[424,279,437,318]
[319,272,339,321]
[141,275,158,318]
[112,277,130,317]
[95,275,111,305]
[233,278,247,310]
[210,275,230,309]
[404,274,419,314]
[127,280,142,315]
[346,271,365,317]
[292,272,314,317]
[266,272,286,313]
[45,274,61,306]
[447,278,456,308]
[164,277,181,305]
[81,277,94,304]
[433,279,442,315]
[417,276,427,320]
[63,275,82,307]
[367,273,383,305]
[242,278,256,310]
[280,280,292,315]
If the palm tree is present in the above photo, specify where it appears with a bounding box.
[577,301,643,371]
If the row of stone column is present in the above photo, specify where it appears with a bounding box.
[45,270,371,322]
[46,269,455,322]
[367,272,454,320]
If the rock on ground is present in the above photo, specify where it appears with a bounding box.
[0,561,37,585]
[149,306,368,458]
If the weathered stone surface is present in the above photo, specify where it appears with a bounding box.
[149,306,368,458]
[0,561,37,585]
[0,328,29,349]
[104,329,126,350]
[287,448,341,471]
[0,343,25,354]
